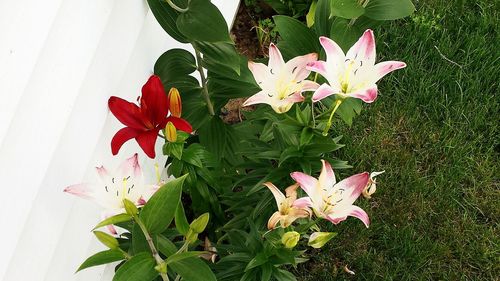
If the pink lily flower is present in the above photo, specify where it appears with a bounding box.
[291,160,371,227]
[243,43,319,113]
[264,182,311,230]
[64,154,157,233]
[307,29,406,103]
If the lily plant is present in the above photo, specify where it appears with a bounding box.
[109,75,192,158]
[243,43,319,113]
[308,29,407,104]
[291,160,371,227]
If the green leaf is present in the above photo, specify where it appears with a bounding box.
[196,41,240,75]
[175,203,190,235]
[365,0,415,20]
[330,0,365,19]
[335,97,363,125]
[314,0,332,36]
[279,147,302,166]
[163,142,184,159]
[94,231,119,249]
[165,251,205,265]
[245,252,268,271]
[146,0,189,43]
[77,249,125,272]
[273,15,320,59]
[273,268,297,281]
[132,222,153,254]
[329,18,363,52]
[113,253,158,281]
[300,127,314,146]
[93,214,133,230]
[182,143,206,167]
[176,0,231,42]
[198,117,227,161]
[154,49,197,80]
[140,175,187,234]
[306,0,317,27]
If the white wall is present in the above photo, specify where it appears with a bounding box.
[0,1,239,280]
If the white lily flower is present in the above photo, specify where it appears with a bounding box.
[243,43,319,113]
[362,171,385,199]
[308,29,406,103]
[291,160,371,227]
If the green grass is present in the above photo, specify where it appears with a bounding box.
[297,0,499,280]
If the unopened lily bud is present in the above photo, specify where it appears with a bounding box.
[308,232,336,249]
[190,213,210,234]
[93,231,119,249]
[165,122,177,142]
[123,198,139,216]
[168,87,182,118]
[281,231,300,249]
[362,171,385,199]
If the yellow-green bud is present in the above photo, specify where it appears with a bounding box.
[281,231,300,249]
[307,232,337,249]
[93,231,119,249]
[186,229,198,244]
[123,198,139,216]
[190,213,210,234]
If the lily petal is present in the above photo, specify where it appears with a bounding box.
[293,197,313,208]
[165,116,193,133]
[111,127,140,156]
[319,36,345,65]
[248,61,269,86]
[268,43,285,73]
[286,92,305,103]
[290,172,318,197]
[267,212,282,229]
[306,61,328,79]
[327,205,369,228]
[335,172,370,205]
[242,91,270,107]
[374,61,407,82]
[312,83,337,102]
[286,53,318,81]
[319,159,336,188]
[346,29,376,66]
[135,129,160,159]
[349,85,378,103]
[118,153,142,178]
[64,183,94,200]
[284,183,300,201]
[263,182,286,207]
[141,75,169,125]
[96,166,110,182]
[108,97,145,129]
[301,80,320,92]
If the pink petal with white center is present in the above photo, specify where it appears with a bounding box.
[96,166,110,182]
[306,61,328,78]
[286,53,318,81]
[301,80,320,92]
[319,160,336,188]
[248,61,269,86]
[312,83,337,102]
[268,43,285,73]
[319,36,345,65]
[326,205,370,227]
[286,92,305,103]
[290,172,318,196]
[374,61,406,81]
[293,197,313,208]
[335,172,370,205]
[118,153,141,178]
[263,182,286,207]
[349,85,378,103]
[242,91,270,107]
[64,183,94,200]
[346,29,376,66]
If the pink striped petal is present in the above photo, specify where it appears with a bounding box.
[306,61,328,78]
[312,83,337,102]
[290,172,318,196]
[118,153,142,178]
[293,197,313,208]
[346,29,376,65]
[286,53,318,81]
[268,43,285,73]
[374,61,406,81]
[349,86,378,103]
[319,160,336,188]
[63,183,94,200]
[242,91,269,107]
[319,36,345,65]
[248,61,269,86]
[335,172,370,205]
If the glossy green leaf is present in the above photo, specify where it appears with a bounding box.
[165,251,205,265]
[175,203,190,235]
[198,117,226,161]
[273,15,320,59]
[154,49,196,80]
[330,0,365,19]
[131,222,151,254]
[146,0,189,43]
[245,252,268,271]
[314,0,332,36]
[365,0,415,20]
[140,175,187,234]
[306,0,317,27]
[330,18,363,52]
[77,249,125,272]
[94,231,119,249]
[176,0,231,42]
[196,41,240,75]
[335,97,363,125]
[113,253,158,281]
[93,214,133,230]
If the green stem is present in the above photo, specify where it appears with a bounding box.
[322,100,342,136]
[165,0,188,12]
[194,47,215,116]
[135,217,169,281]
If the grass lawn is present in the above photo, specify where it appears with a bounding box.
[297,0,499,280]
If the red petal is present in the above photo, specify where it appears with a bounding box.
[111,127,140,155]
[108,96,145,129]
[136,129,160,158]
[165,116,193,133]
[141,75,169,126]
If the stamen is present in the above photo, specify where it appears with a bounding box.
[116,191,119,197]
[112,178,114,183]
[128,187,131,194]
[267,93,273,97]
[291,66,298,74]
[105,186,108,192]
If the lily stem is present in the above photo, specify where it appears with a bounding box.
[165,0,188,13]
[322,100,342,136]
[135,217,169,281]
[194,47,215,116]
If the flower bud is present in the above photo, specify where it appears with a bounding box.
[281,231,300,249]
[165,122,177,143]
[93,231,119,249]
[168,87,182,118]
[123,198,139,216]
[362,171,385,199]
[190,213,210,234]
[308,232,337,249]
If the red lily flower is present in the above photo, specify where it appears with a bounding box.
[109,75,192,158]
